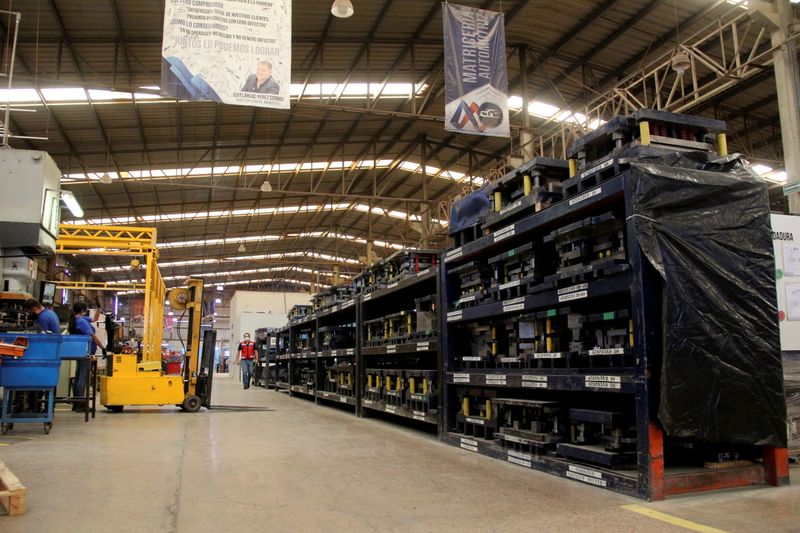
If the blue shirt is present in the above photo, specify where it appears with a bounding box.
[36,308,61,334]
[74,316,97,355]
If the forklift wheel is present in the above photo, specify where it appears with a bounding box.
[44,422,52,434]
[106,405,124,413]
[182,395,202,413]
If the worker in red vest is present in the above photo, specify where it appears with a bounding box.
[236,332,257,389]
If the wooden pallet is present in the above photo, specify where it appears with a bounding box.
[0,460,26,516]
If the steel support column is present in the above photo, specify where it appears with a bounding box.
[752,1,800,212]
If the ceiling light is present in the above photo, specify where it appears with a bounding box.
[99,172,113,184]
[671,51,691,75]
[216,285,224,291]
[238,243,246,252]
[260,180,272,192]
[768,171,788,182]
[60,190,84,218]
[168,311,174,316]
[331,0,354,18]
[215,298,222,304]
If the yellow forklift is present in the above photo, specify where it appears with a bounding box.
[54,224,215,412]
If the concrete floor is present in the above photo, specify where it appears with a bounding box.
[0,374,797,532]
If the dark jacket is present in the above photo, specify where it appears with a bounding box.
[240,74,279,95]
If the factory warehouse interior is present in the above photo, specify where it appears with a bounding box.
[1,0,800,531]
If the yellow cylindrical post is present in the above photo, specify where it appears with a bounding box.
[568,159,577,178]
[422,378,429,395]
[367,375,373,388]
[717,133,728,156]
[407,313,412,333]
[639,121,651,146]
[462,396,470,415]
[494,191,502,212]
[491,326,497,355]
[485,400,492,420]
[546,318,553,352]
[396,378,402,392]
[629,319,634,347]
[523,174,532,196]
[409,377,416,394]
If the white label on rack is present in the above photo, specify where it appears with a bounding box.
[322,392,330,397]
[507,450,532,467]
[456,294,477,305]
[447,310,463,322]
[499,357,521,363]
[493,225,516,243]
[413,410,426,417]
[342,300,354,309]
[522,375,548,388]
[585,375,621,383]
[503,302,525,313]
[568,187,603,206]
[499,279,521,290]
[585,375,622,389]
[386,345,397,354]
[500,199,523,215]
[558,283,588,295]
[411,394,425,401]
[385,405,397,414]
[507,456,532,468]
[462,356,483,361]
[453,373,471,384]
[346,348,354,355]
[446,247,463,262]
[534,352,566,359]
[387,282,399,289]
[568,465,604,479]
[579,159,614,180]
[340,396,348,403]
[486,374,507,386]
[588,348,625,356]
[460,438,478,452]
[413,415,426,421]
[363,399,375,406]
[417,342,430,351]
[466,417,486,425]
[566,470,607,487]
[363,293,372,302]
[417,268,431,277]
[559,290,588,302]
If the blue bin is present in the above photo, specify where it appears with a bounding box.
[0,358,61,388]
[0,333,90,360]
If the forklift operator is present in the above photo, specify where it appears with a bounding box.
[236,332,257,390]
[23,299,61,334]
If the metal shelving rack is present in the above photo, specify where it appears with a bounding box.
[441,160,789,500]
[358,264,441,430]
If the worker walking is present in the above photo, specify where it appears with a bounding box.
[23,299,61,334]
[236,332,257,389]
[68,302,107,410]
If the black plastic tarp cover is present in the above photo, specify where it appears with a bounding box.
[629,150,787,446]
[450,189,491,234]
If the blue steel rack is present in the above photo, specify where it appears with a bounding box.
[441,169,788,500]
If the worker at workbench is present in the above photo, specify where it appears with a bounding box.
[68,302,106,410]
[23,299,61,334]
[236,332,257,389]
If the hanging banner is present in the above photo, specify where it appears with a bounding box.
[442,3,509,138]
[161,0,291,110]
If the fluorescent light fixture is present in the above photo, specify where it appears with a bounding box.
[238,243,246,252]
[331,0,354,18]
[216,285,224,291]
[751,164,773,175]
[215,298,222,304]
[168,311,174,316]
[528,101,560,118]
[60,190,84,218]
[507,95,523,110]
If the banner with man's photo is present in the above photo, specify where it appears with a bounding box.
[442,3,509,137]
[161,0,291,109]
